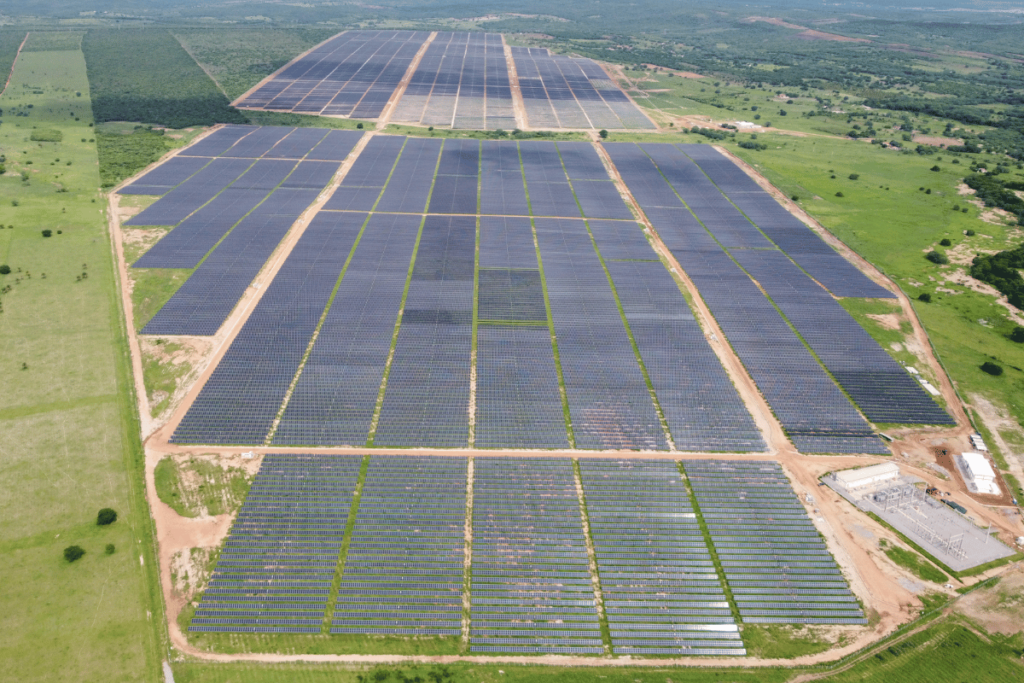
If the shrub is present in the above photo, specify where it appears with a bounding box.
[939,238,952,247]
[835,191,844,197]
[848,173,859,180]
[599,129,608,139]
[0,265,9,275]
[1010,326,1024,343]
[966,229,976,236]
[41,229,52,237]
[105,544,116,555]
[981,361,1003,376]
[925,250,948,264]
[96,508,117,525]
[356,122,363,129]
[918,293,932,303]
[791,195,799,201]
[30,129,63,143]
[930,165,940,171]
[64,545,85,562]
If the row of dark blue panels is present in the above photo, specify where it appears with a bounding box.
[605,141,950,432]
[193,455,854,644]
[122,127,363,196]
[171,206,759,452]
[238,30,430,118]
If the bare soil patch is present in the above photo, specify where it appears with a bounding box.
[795,29,869,43]
[866,312,901,331]
[954,564,1024,634]
[744,16,806,30]
[913,134,961,147]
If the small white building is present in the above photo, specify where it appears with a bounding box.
[960,452,999,495]
[834,462,900,490]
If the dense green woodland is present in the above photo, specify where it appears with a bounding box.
[82,29,246,128]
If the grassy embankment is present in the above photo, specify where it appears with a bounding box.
[0,48,162,682]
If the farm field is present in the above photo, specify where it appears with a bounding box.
[0,49,160,681]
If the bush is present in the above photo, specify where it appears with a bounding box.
[966,229,975,236]
[598,129,608,139]
[981,361,1003,376]
[931,165,941,171]
[918,293,932,303]
[64,545,85,562]
[1010,326,1024,343]
[0,265,9,275]
[835,191,844,198]
[848,173,859,180]
[96,508,117,525]
[356,122,363,129]
[30,129,63,143]
[105,543,116,555]
[939,238,952,247]
[925,250,949,264]
[791,195,799,201]
[41,229,52,238]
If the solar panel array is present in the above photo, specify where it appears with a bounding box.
[680,145,896,299]
[192,455,867,648]
[189,453,362,634]
[392,32,515,131]
[170,211,366,444]
[684,460,867,625]
[374,215,476,448]
[331,456,467,636]
[535,217,667,450]
[131,129,362,336]
[732,251,954,425]
[579,459,744,656]
[470,458,604,654]
[238,31,430,118]
[606,142,889,454]
[511,47,654,130]
[173,136,766,450]
[274,213,422,445]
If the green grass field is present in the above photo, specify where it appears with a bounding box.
[0,50,161,682]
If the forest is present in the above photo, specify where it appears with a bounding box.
[82,29,247,129]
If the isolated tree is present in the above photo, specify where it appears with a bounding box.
[41,229,52,237]
[599,129,608,139]
[105,544,116,555]
[939,238,952,247]
[931,165,941,171]
[918,293,932,303]
[96,508,117,526]
[1010,326,1024,343]
[0,265,10,275]
[981,361,1003,376]
[63,545,85,562]
[925,250,949,264]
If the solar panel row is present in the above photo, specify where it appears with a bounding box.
[193,455,864,647]
[579,459,745,656]
[331,456,467,636]
[240,30,430,118]
[392,32,515,131]
[188,453,362,634]
[684,460,867,626]
[170,212,367,444]
[511,46,655,130]
[470,458,604,654]
[605,142,888,455]
[679,145,896,299]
